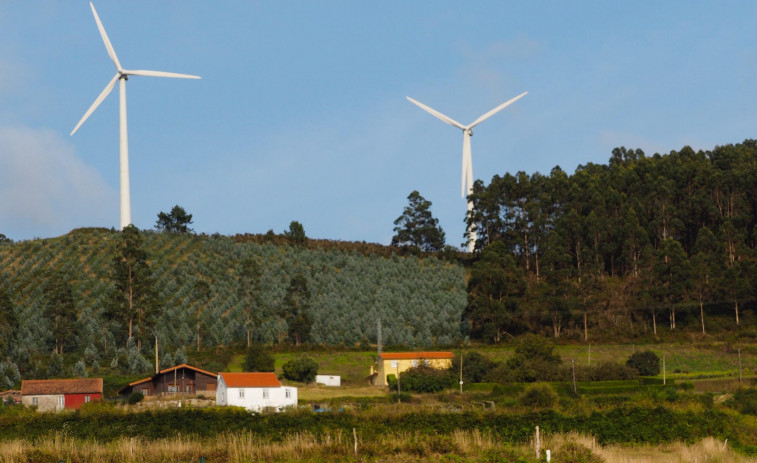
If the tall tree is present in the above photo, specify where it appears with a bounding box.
[463,241,526,343]
[44,275,78,355]
[0,284,18,357]
[284,221,307,246]
[282,273,312,345]
[192,279,213,351]
[155,205,194,233]
[690,227,721,334]
[109,225,158,349]
[392,190,446,252]
[237,257,263,347]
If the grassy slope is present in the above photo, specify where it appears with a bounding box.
[221,342,757,401]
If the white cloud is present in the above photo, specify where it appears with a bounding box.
[0,125,116,240]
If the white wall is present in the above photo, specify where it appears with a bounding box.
[315,375,341,386]
[216,377,297,412]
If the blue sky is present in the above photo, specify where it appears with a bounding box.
[1,1,756,246]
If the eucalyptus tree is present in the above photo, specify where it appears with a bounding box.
[0,284,18,357]
[464,241,526,343]
[650,238,691,330]
[237,257,263,347]
[108,225,159,349]
[44,274,78,355]
[690,227,721,333]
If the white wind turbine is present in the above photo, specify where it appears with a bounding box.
[71,2,200,230]
[406,92,527,252]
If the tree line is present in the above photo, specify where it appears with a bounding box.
[462,140,757,341]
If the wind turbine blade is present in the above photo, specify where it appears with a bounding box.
[71,74,119,136]
[406,96,465,130]
[125,69,201,79]
[468,91,527,129]
[90,2,122,70]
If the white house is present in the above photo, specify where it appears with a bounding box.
[216,372,297,412]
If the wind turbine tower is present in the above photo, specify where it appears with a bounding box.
[407,92,527,252]
[71,2,201,230]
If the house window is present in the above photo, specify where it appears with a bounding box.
[239,389,245,398]
[263,389,269,399]
[285,389,291,398]
[411,360,418,367]
[85,395,91,403]
[168,385,177,393]
[390,360,398,368]
[32,397,38,406]
[142,388,150,396]
[58,396,64,408]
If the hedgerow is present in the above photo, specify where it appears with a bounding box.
[0,406,750,450]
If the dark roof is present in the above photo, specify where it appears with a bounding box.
[118,364,217,394]
[21,378,103,396]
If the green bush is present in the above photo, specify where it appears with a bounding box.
[243,344,275,372]
[451,352,498,383]
[518,383,558,408]
[626,351,660,376]
[390,365,456,393]
[127,392,144,405]
[575,362,639,381]
[282,356,319,383]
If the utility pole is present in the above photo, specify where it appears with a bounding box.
[155,335,159,374]
[738,348,743,384]
[571,359,577,393]
[459,351,464,394]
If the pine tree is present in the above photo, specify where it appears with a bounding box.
[392,191,446,252]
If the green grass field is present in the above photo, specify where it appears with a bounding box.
[222,341,757,401]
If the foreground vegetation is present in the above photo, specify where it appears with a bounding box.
[1,432,755,463]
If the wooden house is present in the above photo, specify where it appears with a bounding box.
[21,378,102,412]
[216,372,297,412]
[118,364,217,397]
[374,352,454,386]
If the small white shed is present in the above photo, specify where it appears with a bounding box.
[315,375,341,387]
[216,372,297,412]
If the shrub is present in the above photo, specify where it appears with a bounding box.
[451,352,498,383]
[127,392,144,405]
[626,351,660,376]
[387,366,456,393]
[282,356,318,383]
[243,344,275,372]
[518,383,558,408]
[575,361,639,381]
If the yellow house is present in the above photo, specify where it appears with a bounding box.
[374,352,454,386]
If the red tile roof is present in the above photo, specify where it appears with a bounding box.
[21,378,103,396]
[378,352,454,360]
[219,372,281,388]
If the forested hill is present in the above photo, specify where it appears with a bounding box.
[464,139,757,342]
[0,229,466,382]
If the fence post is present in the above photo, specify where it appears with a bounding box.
[353,428,358,455]
[534,425,540,459]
